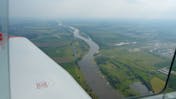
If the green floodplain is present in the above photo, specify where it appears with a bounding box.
[9,19,176,98]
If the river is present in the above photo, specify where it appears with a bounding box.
[69,26,123,99]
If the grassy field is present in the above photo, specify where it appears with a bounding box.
[68,21,172,97]
[95,48,167,96]
[150,77,165,93]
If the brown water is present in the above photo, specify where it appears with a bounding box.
[70,26,123,99]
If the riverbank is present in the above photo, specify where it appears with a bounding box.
[70,26,123,99]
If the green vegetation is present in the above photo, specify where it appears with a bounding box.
[40,42,97,99]
[68,21,174,96]
[61,62,98,99]
[37,32,97,99]
[150,77,165,93]
[166,60,176,92]
[95,48,167,96]
[10,20,176,98]
[9,21,97,99]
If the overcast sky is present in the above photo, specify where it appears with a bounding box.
[9,0,176,19]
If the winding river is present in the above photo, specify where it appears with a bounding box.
[69,26,123,99]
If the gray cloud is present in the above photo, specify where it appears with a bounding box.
[9,0,176,19]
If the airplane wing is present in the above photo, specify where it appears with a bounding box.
[9,37,91,99]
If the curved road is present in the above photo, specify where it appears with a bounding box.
[69,26,123,99]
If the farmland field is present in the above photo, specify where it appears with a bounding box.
[151,77,165,93]
[66,20,176,97]
[9,19,176,98]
